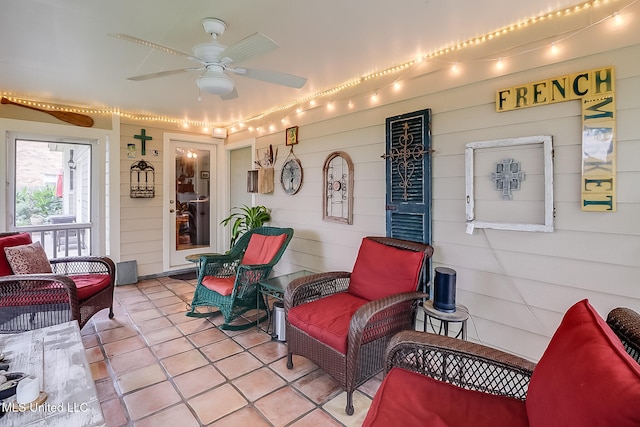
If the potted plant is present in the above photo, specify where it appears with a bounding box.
[220,205,271,247]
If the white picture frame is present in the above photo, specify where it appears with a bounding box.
[465,135,554,233]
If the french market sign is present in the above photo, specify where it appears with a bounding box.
[496,67,616,212]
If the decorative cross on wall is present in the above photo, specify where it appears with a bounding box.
[491,158,525,200]
[134,129,153,156]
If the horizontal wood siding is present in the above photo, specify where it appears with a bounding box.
[250,42,640,361]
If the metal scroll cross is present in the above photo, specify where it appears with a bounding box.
[134,129,153,156]
[381,122,430,201]
[491,158,525,200]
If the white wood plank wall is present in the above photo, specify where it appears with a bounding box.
[249,43,640,361]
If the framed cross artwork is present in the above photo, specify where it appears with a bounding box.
[465,135,554,233]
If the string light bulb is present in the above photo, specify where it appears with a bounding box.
[613,12,622,25]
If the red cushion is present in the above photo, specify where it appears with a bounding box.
[69,274,112,301]
[526,299,640,427]
[0,283,69,307]
[363,367,528,427]
[287,292,368,354]
[0,233,32,276]
[348,238,425,301]
[201,276,235,296]
[241,233,287,265]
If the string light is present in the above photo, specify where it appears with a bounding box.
[227,0,632,133]
[613,11,623,24]
[1,0,632,136]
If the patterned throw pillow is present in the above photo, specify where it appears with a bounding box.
[4,242,52,274]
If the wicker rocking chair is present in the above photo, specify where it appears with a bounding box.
[285,236,434,415]
[186,226,293,330]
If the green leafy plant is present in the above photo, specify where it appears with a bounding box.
[15,186,62,226]
[220,205,271,247]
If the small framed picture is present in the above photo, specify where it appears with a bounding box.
[201,171,210,179]
[286,126,299,146]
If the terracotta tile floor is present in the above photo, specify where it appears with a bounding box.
[85,276,382,426]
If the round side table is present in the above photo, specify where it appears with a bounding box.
[422,300,469,340]
[185,253,218,275]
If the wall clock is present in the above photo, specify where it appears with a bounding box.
[323,151,354,224]
[281,158,303,195]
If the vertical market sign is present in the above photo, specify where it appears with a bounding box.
[497,67,616,212]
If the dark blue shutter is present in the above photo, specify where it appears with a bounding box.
[384,109,432,292]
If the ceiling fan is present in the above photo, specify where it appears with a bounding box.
[112,18,307,100]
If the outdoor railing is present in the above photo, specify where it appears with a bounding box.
[15,223,92,258]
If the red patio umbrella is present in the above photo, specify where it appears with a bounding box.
[55,169,63,198]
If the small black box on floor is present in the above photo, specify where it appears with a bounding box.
[433,267,456,312]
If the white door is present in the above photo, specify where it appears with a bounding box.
[168,138,217,267]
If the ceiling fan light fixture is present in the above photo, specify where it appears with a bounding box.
[197,70,235,95]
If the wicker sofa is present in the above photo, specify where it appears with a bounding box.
[0,232,115,332]
[363,299,640,427]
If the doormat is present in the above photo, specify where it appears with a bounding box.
[169,271,197,280]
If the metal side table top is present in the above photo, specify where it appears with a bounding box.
[423,300,470,340]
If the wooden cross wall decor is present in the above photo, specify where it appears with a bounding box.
[134,129,153,156]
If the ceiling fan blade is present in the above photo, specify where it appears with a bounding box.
[220,33,278,65]
[127,68,197,81]
[220,87,239,100]
[109,33,192,57]
[233,67,307,88]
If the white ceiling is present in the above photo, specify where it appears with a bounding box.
[0,0,584,127]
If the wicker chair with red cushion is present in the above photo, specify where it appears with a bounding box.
[0,232,116,332]
[285,236,434,415]
[363,299,640,427]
